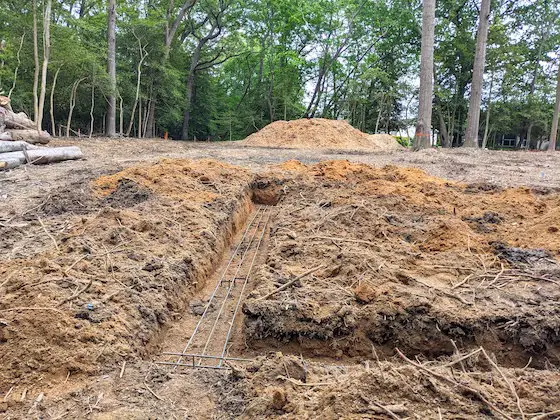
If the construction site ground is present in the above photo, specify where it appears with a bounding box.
[1,138,560,419]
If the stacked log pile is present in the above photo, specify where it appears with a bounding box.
[0,96,84,170]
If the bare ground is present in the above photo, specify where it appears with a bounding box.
[1,139,560,419]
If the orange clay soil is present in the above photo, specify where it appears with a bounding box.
[243,160,560,369]
[242,118,403,151]
[0,159,252,392]
[1,159,559,419]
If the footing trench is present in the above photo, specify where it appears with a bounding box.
[157,205,273,371]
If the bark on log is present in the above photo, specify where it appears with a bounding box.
[5,129,50,144]
[0,140,40,153]
[0,146,83,165]
[0,158,23,170]
[1,106,37,130]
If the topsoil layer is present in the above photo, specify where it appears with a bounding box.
[242,118,403,151]
[0,159,252,389]
[1,157,559,419]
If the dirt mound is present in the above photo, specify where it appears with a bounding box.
[0,159,252,391]
[223,353,560,419]
[242,118,403,151]
[242,160,560,369]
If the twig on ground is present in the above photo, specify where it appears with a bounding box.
[371,344,385,380]
[38,216,60,251]
[277,375,333,387]
[308,235,379,247]
[441,347,482,369]
[0,306,66,315]
[258,265,324,300]
[395,348,514,420]
[370,400,402,420]
[530,409,560,420]
[58,278,92,306]
[411,277,474,305]
[119,361,126,378]
[144,382,163,401]
[480,348,525,420]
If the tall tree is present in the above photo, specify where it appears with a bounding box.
[37,0,52,131]
[549,61,560,152]
[106,0,117,137]
[413,0,436,150]
[463,0,491,147]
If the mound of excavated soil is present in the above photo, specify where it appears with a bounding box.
[243,160,560,370]
[0,159,252,390]
[242,118,403,151]
[2,158,560,419]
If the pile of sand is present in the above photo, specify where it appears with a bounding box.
[242,118,403,151]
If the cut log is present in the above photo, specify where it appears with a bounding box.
[0,140,40,153]
[0,132,12,141]
[5,129,50,144]
[0,146,83,165]
[0,158,23,170]
[1,106,36,130]
[0,96,12,111]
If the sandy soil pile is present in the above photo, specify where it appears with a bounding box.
[242,160,560,360]
[242,118,403,151]
[1,157,559,419]
[0,159,252,390]
[222,353,560,418]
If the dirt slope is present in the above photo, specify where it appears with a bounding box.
[0,159,252,390]
[1,157,559,419]
[242,118,403,151]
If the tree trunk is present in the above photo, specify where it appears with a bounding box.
[50,67,61,136]
[182,71,196,140]
[526,122,534,150]
[89,82,95,138]
[37,0,52,132]
[375,94,385,134]
[32,0,40,124]
[182,46,202,140]
[1,146,83,165]
[464,0,491,148]
[482,71,494,149]
[437,104,451,147]
[118,93,123,136]
[66,78,86,137]
[0,140,40,153]
[127,32,148,137]
[1,107,36,130]
[5,129,50,144]
[106,0,117,137]
[145,94,155,137]
[8,33,25,100]
[413,0,436,150]
[549,61,560,152]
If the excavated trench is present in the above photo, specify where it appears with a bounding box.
[148,172,560,372]
[235,174,560,370]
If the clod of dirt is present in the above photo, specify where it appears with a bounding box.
[464,182,503,194]
[36,184,98,217]
[189,299,206,315]
[270,388,288,410]
[492,242,555,266]
[464,212,503,232]
[102,178,151,208]
[242,118,403,151]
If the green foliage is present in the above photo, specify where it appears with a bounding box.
[0,0,558,145]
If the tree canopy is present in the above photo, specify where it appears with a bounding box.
[0,0,558,147]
